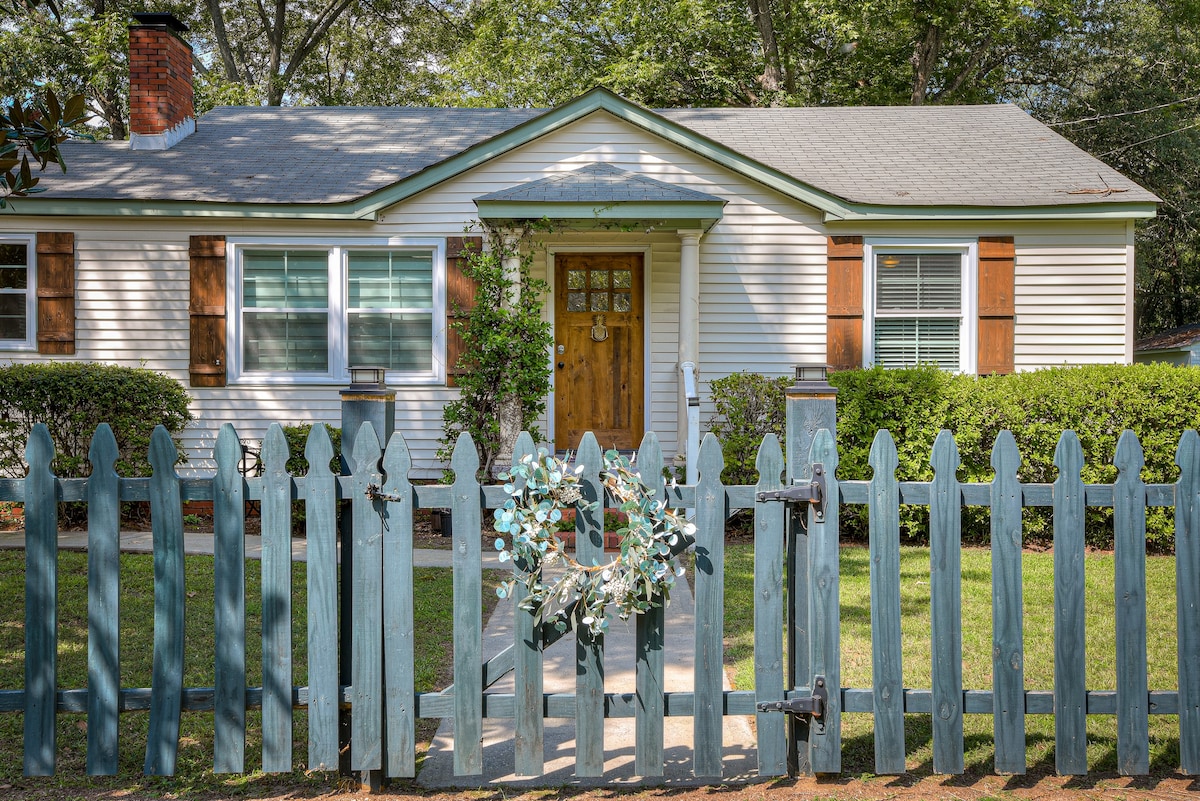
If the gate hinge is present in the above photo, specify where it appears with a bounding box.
[755,464,826,521]
[756,675,828,718]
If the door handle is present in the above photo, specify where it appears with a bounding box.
[557,362,565,369]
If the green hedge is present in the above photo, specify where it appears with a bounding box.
[0,362,193,480]
[709,364,1200,551]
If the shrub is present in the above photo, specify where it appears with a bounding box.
[278,423,342,476]
[707,372,792,484]
[0,362,192,479]
[266,423,342,537]
[709,364,1200,552]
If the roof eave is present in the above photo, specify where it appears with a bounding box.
[474,198,725,231]
[3,197,379,220]
[825,201,1159,223]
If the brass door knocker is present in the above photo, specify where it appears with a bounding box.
[591,314,609,342]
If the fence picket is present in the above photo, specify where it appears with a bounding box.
[350,422,384,772]
[808,429,841,774]
[145,426,185,776]
[304,425,340,770]
[24,424,57,776]
[1114,430,1150,775]
[929,430,964,775]
[694,433,727,778]
[260,424,293,773]
[868,430,904,775]
[754,434,786,777]
[450,433,483,776]
[511,432,544,777]
[1054,431,1087,775]
[990,431,1025,775]
[214,424,247,773]
[575,432,606,777]
[86,424,121,775]
[634,432,667,777]
[381,431,416,777]
[1177,431,1200,774]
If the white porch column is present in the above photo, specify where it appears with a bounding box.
[677,229,703,464]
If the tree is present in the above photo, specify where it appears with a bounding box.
[0,1,134,138]
[0,90,88,208]
[1033,0,1200,337]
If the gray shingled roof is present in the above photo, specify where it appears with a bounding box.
[476,162,721,203]
[659,104,1154,207]
[31,100,1157,209]
[1135,323,1200,351]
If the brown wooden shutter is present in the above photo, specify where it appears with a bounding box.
[189,235,227,387]
[445,235,482,387]
[977,236,1015,375]
[827,235,864,371]
[36,232,75,354]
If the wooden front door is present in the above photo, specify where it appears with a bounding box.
[554,253,645,451]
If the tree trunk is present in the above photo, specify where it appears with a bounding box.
[748,0,784,99]
[911,23,942,105]
[205,0,244,82]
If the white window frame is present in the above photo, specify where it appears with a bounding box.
[226,236,445,385]
[862,237,977,373]
[0,233,37,351]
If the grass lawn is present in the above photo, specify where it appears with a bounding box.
[723,542,1183,776]
[0,550,502,797]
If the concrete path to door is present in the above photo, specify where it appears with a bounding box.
[416,561,760,788]
[0,528,760,786]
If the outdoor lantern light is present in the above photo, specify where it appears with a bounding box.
[793,363,829,384]
[348,366,387,390]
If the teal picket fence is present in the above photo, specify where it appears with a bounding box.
[1,420,1199,781]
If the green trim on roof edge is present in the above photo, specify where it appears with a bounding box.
[473,198,725,227]
[7,88,1159,222]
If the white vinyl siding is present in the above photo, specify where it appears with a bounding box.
[0,235,35,349]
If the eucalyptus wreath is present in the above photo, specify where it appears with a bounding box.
[494,448,695,638]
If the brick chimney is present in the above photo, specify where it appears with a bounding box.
[128,12,194,150]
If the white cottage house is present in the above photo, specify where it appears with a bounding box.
[0,14,1159,475]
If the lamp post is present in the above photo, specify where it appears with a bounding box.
[784,363,836,775]
[339,367,393,789]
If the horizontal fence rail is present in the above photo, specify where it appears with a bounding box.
[0,422,1197,782]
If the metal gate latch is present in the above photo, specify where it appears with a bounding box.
[755,463,826,521]
[756,675,828,718]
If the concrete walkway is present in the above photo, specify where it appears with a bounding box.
[0,528,760,786]
[416,566,759,788]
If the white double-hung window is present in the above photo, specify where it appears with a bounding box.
[863,239,976,372]
[0,235,36,349]
[231,239,444,383]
